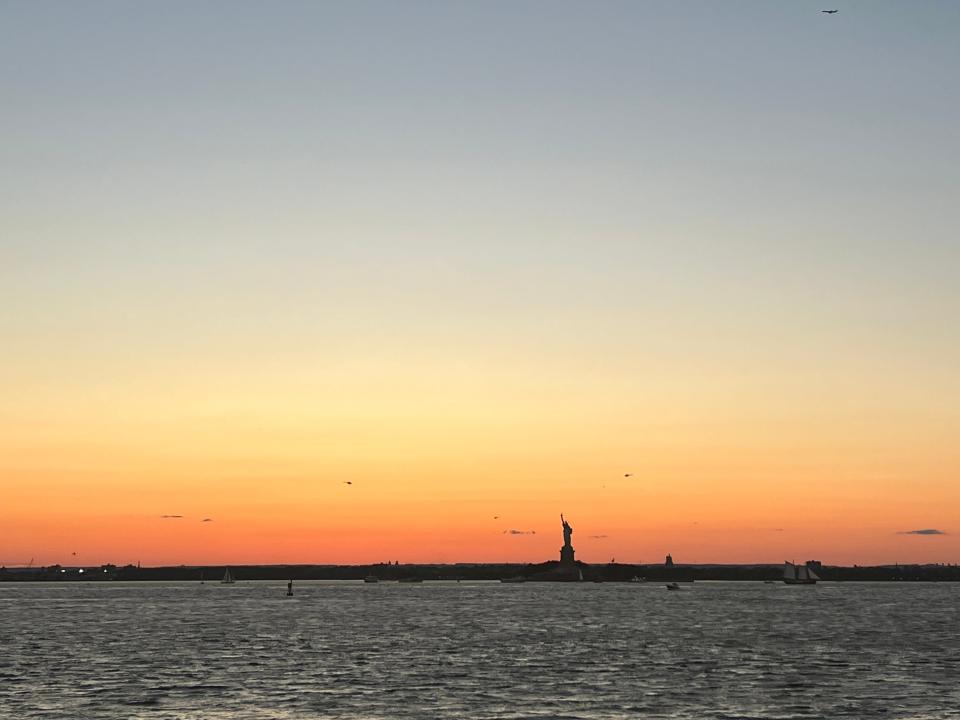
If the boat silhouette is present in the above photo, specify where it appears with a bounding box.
[783,561,818,585]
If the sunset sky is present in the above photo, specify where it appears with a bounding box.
[2,2,959,567]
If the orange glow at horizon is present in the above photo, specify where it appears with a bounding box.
[3,356,958,568]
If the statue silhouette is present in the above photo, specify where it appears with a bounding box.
[559,514,576,566]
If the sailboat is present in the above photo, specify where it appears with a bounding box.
[783,561,818,585]
[221,567,236,584]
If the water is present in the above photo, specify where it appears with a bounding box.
[2,581,959,719]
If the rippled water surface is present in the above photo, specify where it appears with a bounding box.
[2,581,959,719]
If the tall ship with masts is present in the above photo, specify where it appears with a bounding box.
[783,561,819,585]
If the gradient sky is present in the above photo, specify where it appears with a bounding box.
[2,1,959,567]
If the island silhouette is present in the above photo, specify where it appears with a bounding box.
[6,513,956,583]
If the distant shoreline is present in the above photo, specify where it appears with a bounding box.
[4,560,959,583]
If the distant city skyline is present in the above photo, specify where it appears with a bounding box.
[2,1,959,566]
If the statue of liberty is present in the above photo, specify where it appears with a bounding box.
[561,514,573,547]
[559,514,575,566]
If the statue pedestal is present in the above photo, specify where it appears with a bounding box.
[560,545,576,566]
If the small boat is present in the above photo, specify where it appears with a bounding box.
[500,576,526,583]
[398,577,423,583]
[665,582,681,591]
[363,575,379,583]
[221,568,236,584]
[783,561,818,585]
[286,580,294,597]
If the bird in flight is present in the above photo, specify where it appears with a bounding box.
[343,481,353,485]
[201,518,213,522]
[161,515,183,519]
[822,9,838,13]
[624,473,633,478]
[493,516,500,520]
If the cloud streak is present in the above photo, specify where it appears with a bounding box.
[503,529,535,535]
[899,528,946,536]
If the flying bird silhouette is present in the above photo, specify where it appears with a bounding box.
[493,516,500,520]
[160,515,183,519]
[822,9,838,13]
[343,481,353,485]
[202,518,213,522]
[624,473,633,477]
